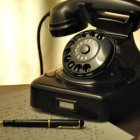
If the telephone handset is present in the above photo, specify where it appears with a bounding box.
[31,0,140,121]
[49,0,140,36]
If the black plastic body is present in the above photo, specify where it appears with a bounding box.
[31,34,140,122]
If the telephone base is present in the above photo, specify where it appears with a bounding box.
[31,70,140,122]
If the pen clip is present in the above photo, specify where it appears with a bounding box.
[57,120,81,129]
[57,125,81,129]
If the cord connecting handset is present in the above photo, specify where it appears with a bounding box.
[31,0,140,121]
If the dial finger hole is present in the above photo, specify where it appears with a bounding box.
[82,30,91,37]
[74,64,82,72]
[64,48,71,55]
[68,61,75,69]
[74,34,82,41]
[64,55,71,63]
[67,41,75,47]
[83,64,91,72]
[96,33,105,40]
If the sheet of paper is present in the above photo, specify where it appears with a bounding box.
[0,88,134,140]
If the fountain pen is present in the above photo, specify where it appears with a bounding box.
[0,119,84,128]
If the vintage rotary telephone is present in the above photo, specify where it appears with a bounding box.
[31,0,140,122]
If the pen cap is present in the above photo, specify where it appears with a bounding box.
[50,119,84,128]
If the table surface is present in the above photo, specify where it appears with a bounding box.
[0,84,140,140]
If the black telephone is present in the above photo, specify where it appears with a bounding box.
[31,0,140,122]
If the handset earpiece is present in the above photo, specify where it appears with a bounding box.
[49,1,88,37]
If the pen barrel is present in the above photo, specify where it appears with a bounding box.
[3,119,84,128]
[3,120,49,127]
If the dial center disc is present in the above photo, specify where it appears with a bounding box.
[73,38,99,63]
[81,45,90,54]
